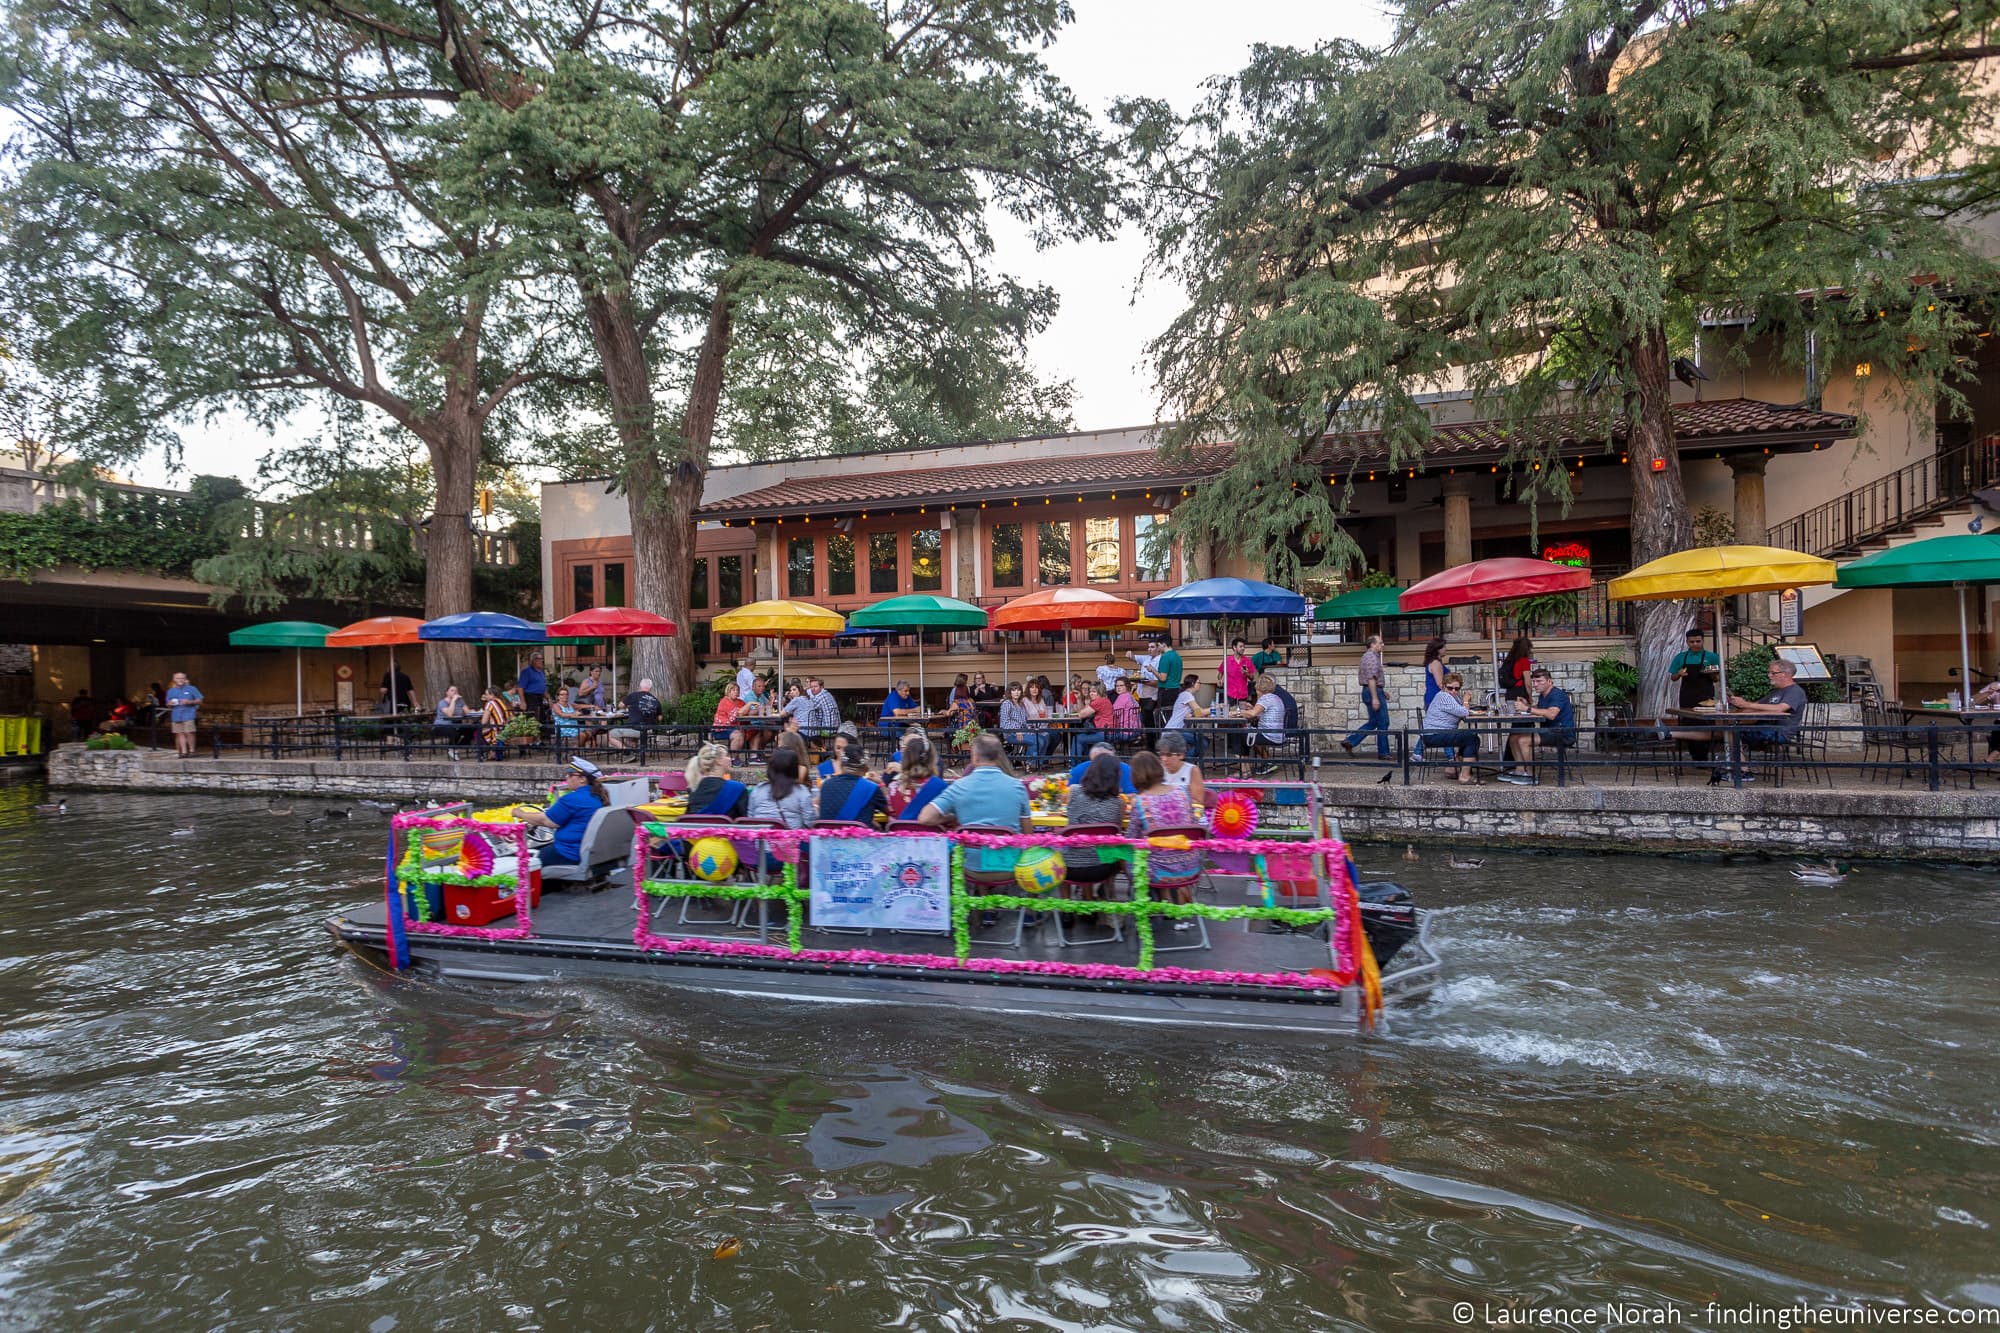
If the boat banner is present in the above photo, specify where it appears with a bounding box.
[809,835,952,933]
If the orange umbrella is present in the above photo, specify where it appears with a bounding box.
[991,589,1140,699]
[327,616,426,711]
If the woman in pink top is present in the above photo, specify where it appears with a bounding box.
[1110,677,1141,741]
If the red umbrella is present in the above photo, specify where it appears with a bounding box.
[1399,558,1592,688]
[545,607,678,704]
[991,589,1140,702]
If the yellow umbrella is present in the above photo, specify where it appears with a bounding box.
[710,599,846,697]
[1120,614,1171,632]
[1608,545,1837,695]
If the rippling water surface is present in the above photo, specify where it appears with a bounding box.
[2,785,1997,1331]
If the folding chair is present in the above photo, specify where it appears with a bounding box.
[1141,823,1212,953]
[957,824,1031,948]
[1051,823,1123,947]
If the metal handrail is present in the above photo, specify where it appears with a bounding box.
[1767,436,2000,557]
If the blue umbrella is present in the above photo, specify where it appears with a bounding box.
[1144,577,1307,619]
[418,612,548,687]
[834,625,897,694]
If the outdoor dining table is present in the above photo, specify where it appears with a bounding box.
[1663,707,1790,786]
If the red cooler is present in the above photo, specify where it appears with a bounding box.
[442,853,542,926]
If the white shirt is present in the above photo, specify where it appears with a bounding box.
[1131,653,1160,699]
[1161,762,1192,793]
[736,666,756,697]
[1095,663,1127,694]
[1165,689,1198,731]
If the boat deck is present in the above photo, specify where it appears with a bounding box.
[341,874,1337,975]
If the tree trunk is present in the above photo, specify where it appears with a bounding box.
[580,284,700,698]
[1624,327,1696,717]
[419,414,480,701]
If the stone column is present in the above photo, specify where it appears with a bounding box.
[1182,543,1219,647]
[757,524,781,600]
[1441,474,1475,638]
[1730,455,1773,628]
[948,506,982,653]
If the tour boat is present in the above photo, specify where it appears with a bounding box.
[325,779,1440,1034]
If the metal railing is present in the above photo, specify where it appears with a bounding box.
[1767,436,2000,558]
[126,713,2000,793]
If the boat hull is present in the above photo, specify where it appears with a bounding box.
[326,913,1418,1035]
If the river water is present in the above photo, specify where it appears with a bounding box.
[1,785,1996,1331]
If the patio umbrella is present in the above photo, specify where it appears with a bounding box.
[991,588,1140,702]
[1608,545,1837,696]
[1401,558,1593,686]
[419,611,548,693]
[1836,534,2000,699]
[832,626,897,695]
[1312,586,1449,621]
[1145,576,1307,620]
[545,607,677,705]
[326,616,426,711]
[710,599,845,698]
[847,594,987,704]
[227,621,338,716]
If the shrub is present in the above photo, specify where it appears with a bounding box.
[1591,652,1638,707]
[84,733,137,750]
[669,671,731,726]
[1726,644,1839,704]
[499,714,541,741]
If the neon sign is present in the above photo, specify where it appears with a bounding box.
[1542,541,1591,567]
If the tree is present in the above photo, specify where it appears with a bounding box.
[335,0,1116,694]
[0,0,566,690]
[1123,0,2000,711]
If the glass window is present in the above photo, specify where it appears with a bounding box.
[689,557,709,611]
[828,533,855,596]
[603,561,626,608]
[787,536,815,598]
[1085,516,1121,583]
[1037,521,1072,585]
[910,528,942,592]
[717,633,742,655]
[1134,514,1171,581]
[717,554,742,608]
[991,523,1023,587]
[571,564,595,613]
[692,620,711,656]
[869,531,899,594]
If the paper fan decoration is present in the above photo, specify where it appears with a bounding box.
[457,830,496,877]
[1207,791,1259,839]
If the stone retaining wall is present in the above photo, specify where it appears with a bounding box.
[51,744,2000,862]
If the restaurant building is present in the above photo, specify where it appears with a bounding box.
[542,383,1895,697]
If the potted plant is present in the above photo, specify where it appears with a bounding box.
[499,714,541,755]
[1591,652,1639,724]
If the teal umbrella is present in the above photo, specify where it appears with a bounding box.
[1312,586,1448,621]
[847,593,988,703]
[1836,533,2000,699]
[228,621,339,716]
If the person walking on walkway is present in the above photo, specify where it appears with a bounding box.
[1341,634,1391,760]
[165,671,203,759]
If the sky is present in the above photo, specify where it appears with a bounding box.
[131,1,1394,489]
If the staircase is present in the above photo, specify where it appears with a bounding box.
[1767,435,2000,559]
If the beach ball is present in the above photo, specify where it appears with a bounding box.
[1013,847,1065,895]
[688,837,739,883]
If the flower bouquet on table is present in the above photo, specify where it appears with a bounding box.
[1031,775,1069,813]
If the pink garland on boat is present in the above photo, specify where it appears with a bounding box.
[392,813,535,940]
[628,821,1361,987]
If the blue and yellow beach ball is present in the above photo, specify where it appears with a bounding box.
[1013,847,1065,895]
[688,837,739,883]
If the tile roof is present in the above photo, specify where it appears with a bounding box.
[700,399,1855,518]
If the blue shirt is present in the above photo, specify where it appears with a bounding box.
[519,664,547,695]
[543,786,603,865]
[926,765,1031,872]
[166,684,202,723]
[1068,759,1135,794]
[1537,686,1576,738]
[880,690,915,721]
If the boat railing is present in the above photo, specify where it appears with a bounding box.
[384,812,539,962]
[629,821,1374,999]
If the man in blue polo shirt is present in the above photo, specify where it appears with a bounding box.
[164,671,202,758]
[880,679,918,724]
[920,734,1031,871]
[1068,742,1135,793]
[518,650,548,720]
[1502,667,1575,784]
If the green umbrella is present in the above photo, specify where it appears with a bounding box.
[1312,586,1448,621]
[1836,533,2000,700]
[227,621,339,716]
[846,594,988,704]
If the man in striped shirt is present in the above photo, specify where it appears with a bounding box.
[785,677,842,736]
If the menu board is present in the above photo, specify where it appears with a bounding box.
[1774,643,1832,681]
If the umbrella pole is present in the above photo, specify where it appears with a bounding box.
[1002,633,1009,686]
[778,638,786,702]
[1715,598,1728,704]
[485,643,493,691]
[389,647,398,713]
[918,635,926,708]
[295,647,304,717]
[886,640,893,697]
[1489,615,1500,702]
[1958,582,1972,704]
